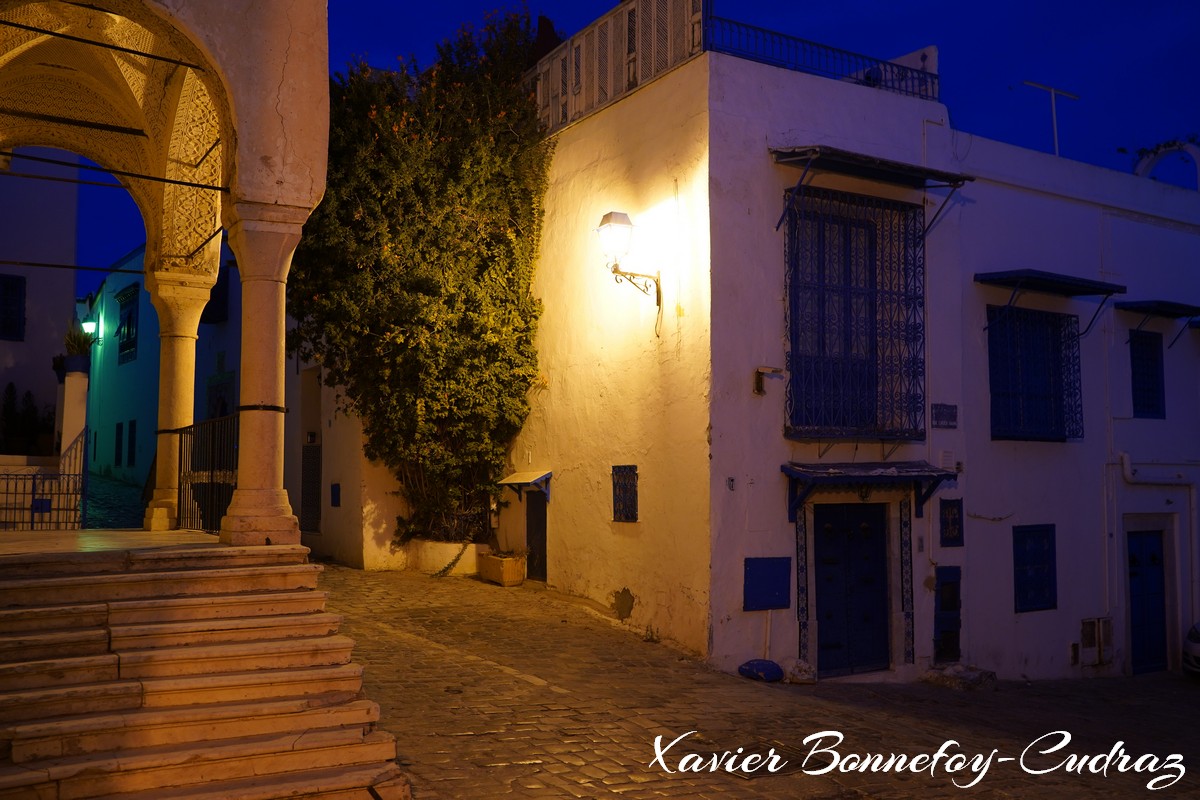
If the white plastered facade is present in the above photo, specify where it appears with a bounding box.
[509,31,1200,681]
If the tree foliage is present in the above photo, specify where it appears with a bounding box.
[290,11,552,542]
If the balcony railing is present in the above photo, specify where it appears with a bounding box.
[705,15,939,102]
[535,0,939,135]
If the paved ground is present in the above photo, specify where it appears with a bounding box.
[83,474,143,528]
[320,565,1200,800]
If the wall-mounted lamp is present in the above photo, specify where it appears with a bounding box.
[596,211,661,311]
[80,318,97,336]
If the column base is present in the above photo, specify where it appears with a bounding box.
[219,489,301,546]
[143,504,176,531]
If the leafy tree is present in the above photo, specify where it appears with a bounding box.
[290,11,553,542]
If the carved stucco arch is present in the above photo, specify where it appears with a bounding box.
[2,0,328,543]
[0,0,234,286]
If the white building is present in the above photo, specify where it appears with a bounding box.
[498,0,1200,681]
[0,147,78,449]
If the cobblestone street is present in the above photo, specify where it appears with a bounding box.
[319,565,1200,799]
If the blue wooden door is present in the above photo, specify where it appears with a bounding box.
[814,503,889,677]
[1128,530,1167,674]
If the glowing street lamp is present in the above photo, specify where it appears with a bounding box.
[595,211,660,310]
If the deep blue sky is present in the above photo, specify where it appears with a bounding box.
[77,0,1200,289]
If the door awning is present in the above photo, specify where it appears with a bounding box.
[497,470,551,502]
[779,460,956,521]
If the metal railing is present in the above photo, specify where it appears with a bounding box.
[534,1,939,136]
[704,16,939,101]
[176,414,238,533]
[0,428,87,530]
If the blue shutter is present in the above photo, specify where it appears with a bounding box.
[1013,524,1057,613]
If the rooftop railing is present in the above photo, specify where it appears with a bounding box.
[535,0,939,135]
[704,15,939,102]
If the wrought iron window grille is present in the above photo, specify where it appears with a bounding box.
[1128,329,1165,419]
[986,305,1083,441]
[612,465,638,522]
[784,187,926,441]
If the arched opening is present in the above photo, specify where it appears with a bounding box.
[1,0,325,543]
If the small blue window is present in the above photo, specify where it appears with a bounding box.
[1129,329,1165,419]
[939,498,963,548]
[114,421,124,467]
[1013,524,1057,613]
[127,420,136,467]
[612,465,638,522]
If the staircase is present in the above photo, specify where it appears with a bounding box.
[0,542,410,799]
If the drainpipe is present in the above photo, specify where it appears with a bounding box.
[1117,452,1199,625]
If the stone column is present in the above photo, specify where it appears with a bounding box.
[219,202,308,546]
[143,277,211,530]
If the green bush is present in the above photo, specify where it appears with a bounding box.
[290,11,552,542]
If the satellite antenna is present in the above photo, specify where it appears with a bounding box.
[1023,80,1079,157]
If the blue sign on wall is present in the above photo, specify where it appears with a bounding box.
[744,557,792,611]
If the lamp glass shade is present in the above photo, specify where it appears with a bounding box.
[596,211,633,263]
[80,320,97,335]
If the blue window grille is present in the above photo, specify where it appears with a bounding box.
[612,465,638,522]
[114,421,123,467]
[986,305,1082,441]
[939,497,963,548]
[0,274,26,341]
[116,283,139,365]
[785,187,926,440]
[1013,524,1057,613]
[1129,329,1165,419]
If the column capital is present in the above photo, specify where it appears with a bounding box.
[145,274,212,338]
[224,202,310,283]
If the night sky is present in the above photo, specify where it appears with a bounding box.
[74,0,1200,291]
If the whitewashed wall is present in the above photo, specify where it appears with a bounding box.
[503,58,714,653]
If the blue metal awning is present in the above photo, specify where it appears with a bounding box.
[497,470,551,502]
[1114,299,1200,318]
[771,146,973,188]
[974,269,1126,298]
[975,269,1126,337]
[1116,299,1200,349]
[780,461,956,521]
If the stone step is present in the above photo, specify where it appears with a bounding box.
[0,604,107,634]
[0,545,311,579]
[65,762,409,800]
[0,563,323,607]
[108,590,328,625]
[5,698,380,763]
[118,635,356,680]
[0,629,109,664]
[110,611,343,650]
[48,729,398,799]
[141,663,363,708]
[0,654,118,693]
[0,680,142,725]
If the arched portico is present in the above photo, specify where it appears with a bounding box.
[0,0,328,545]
